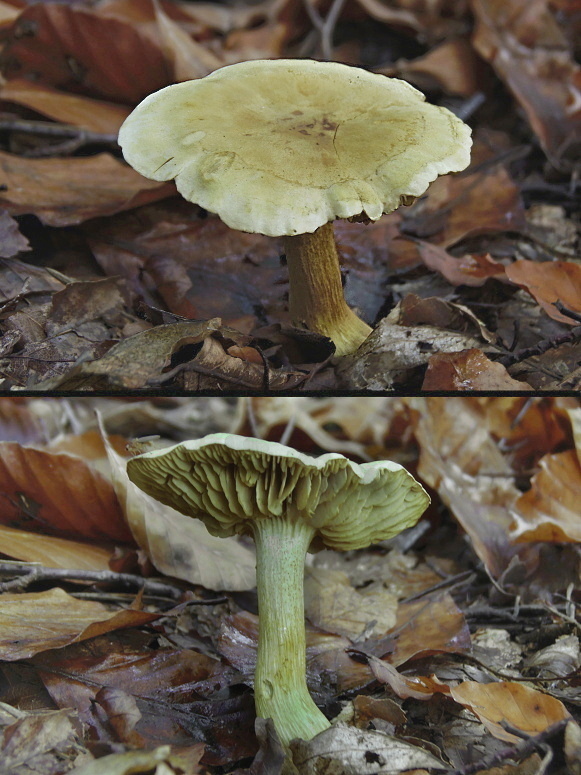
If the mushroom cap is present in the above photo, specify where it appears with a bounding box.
[126,433,430,551]
[118,59,472,237]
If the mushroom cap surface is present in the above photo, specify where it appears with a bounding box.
[126,433,430,551]
[118,59,472,237]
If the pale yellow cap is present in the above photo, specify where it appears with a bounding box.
[119,59,472,237]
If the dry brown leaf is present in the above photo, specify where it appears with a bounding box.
[0,79,129,134]
[422,349,534,391]
[336,317,484,390]
[417,242,506,287]
[153,0,223,80]
[505,259,581,324]
[2,3,171,104]
[0,708,86,775]
[409,397,520,577]
[100,421,256,591]
[368,657,451,700]
[450,680,571,742]
[304,567,398,640]
[0,441,132,542]
[381,38,483,97]
[0,588,161,660]
[38,320,221,390]
[472,0,581,165]
[0,525,112,570]
[406,161,526,248]
[388,593,471,666]
[511,450,581,542]
[0,210,30,258]
[0,151,174,227]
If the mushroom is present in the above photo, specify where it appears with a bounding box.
[126,433,430,750]
[118,59,472,356]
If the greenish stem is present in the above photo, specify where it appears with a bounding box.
[252,517,331,748]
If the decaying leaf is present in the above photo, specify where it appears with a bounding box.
[0,151,173,227]
[290,723,446,774]
[450,680,571,742]
[0,588,162,660]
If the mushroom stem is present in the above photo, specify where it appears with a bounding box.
[283,222,372,357]
[252,517,330,748]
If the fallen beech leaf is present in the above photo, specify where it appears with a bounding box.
[472,0,581,164]
[101,421,256,591]
[35,634,257,766]
[382,38,483,97]
[38,320,221,390]
[422,349,534,391]
[405,162,526,248]
[184,335,295,391]
[387,593,471,666]
[417,242,506,287]
[0,79,129,134]
[154,0,223,80]
[368,657,450,700]
[0,441,132,542]
[336,316,483,390]
[505,260,581,324]
[0,151,174,227]
[409,397,520,577]
[45,277,129,337]
[68,746,174,775]
[511,450,581,542]
[0,525,113,570]
[450,680,571,742]
[0,708,85,775]
[304,567,397,640]
[2,4,170,103]
[0,210,30,258]
[291,723,446,775]
[0,588,161,660]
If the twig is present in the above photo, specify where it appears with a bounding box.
[497,325,581,367]
[0,117,119,157]
[448,719,566,775]
[302,0,348,60]
[0,562,184,600]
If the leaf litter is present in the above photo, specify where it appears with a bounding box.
[0,396,578,774]
[0,0,577,390]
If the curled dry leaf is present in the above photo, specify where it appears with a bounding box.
[511,450,581,542]
[450,680,571,743]
[422,349,534,391]
[0,151,174,227]
[0,588,161,660]
[505,259,581,324]
[100,420,256,591]
[367,657,451,700]
[0,441,132,543]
